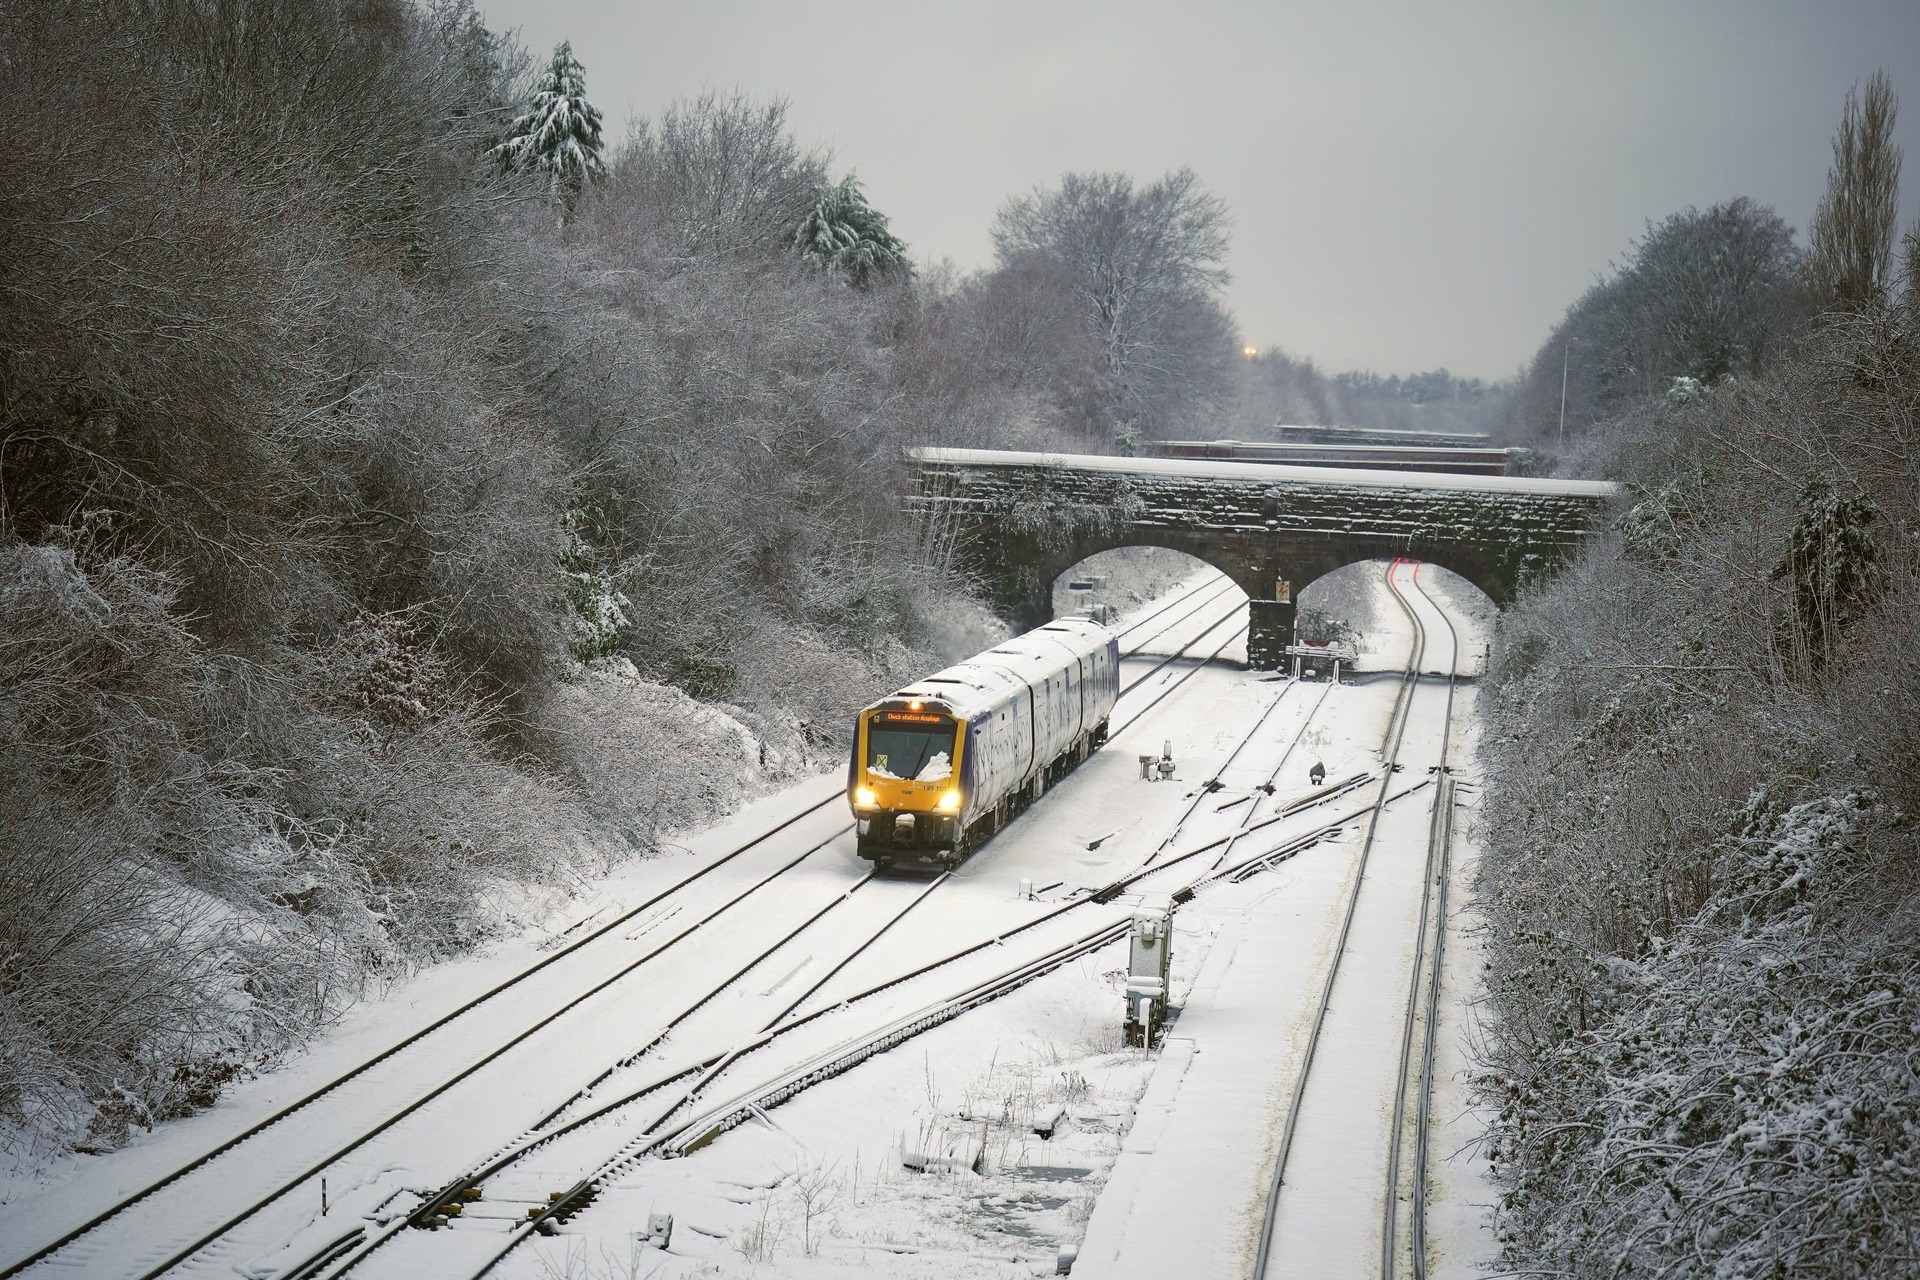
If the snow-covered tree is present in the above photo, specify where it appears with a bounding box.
[793,174,909,287]
[493,41,606,212]
[989,169,1237,446]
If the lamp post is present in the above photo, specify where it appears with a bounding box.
[1557,338,1575,452]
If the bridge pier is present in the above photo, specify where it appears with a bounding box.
[1246,599,1294,670]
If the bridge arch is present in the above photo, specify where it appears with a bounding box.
[1001,528,1265,631]
[1285,541,1512,608]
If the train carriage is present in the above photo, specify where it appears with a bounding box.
[848,617,1120,871]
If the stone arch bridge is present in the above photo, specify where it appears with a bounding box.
[910,447,1618,668]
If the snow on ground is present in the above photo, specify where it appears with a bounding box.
[500,563,1500,1280]
[0,565,1500,1280]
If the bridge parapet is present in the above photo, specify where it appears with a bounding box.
[910,447,1617,666]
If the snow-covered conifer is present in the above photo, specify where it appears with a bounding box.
[493,41,606,212]
[793,174,909,287]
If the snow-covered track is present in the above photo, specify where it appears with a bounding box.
[339,675,1373,1280]
[1118,600,1248,698]
[1252,558,1466,1280]
[0,795,851,1280]
[1110,575,1241,649]
[1110,613,1251,738]
[55,823,853,1280]
[288,870,962,1280]
[1390,573,1463,1280]
[429,780,1394,1280]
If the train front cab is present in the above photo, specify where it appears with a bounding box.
[849,703,970,871]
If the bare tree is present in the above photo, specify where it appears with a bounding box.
[990,168,1236,448]
[1806,70,1902,313]
[605,91,828,260]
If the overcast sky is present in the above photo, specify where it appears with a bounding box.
[479,1,1920,382]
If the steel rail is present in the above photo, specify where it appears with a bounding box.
[385,868,934,1232]
[760,870,951,1030]
[1409,776,1456,1280]
[1390,594,1443,1274]
[1251,558,1438,1280]
[296,872,951,1279]
[1110,622,1250,738]
[1120,678,1298,873]
[457,788,1398,1280]
[514,869,888,1139]
[448,808,1399,1280]
[1119,601,1247,697]
[1111,575,1240,646]
[0,794,847,1280]
[667,797,1390,1176]
[1196,680,1339,876]
[1401,568,1463,1280]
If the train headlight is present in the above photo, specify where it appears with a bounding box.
[938,789,961,812]
[855,786,877,808]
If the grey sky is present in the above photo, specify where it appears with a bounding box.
[481,0,1920,382]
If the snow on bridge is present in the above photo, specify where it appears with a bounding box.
[908,447,1617,667]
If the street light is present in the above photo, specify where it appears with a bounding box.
[1557,337,1577,453]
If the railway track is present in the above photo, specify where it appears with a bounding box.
[404,751,1387,1280]
[1110,573,1240,649]
[416,666,1394,1280]
[1250,558,1465,1280]
[1389,573,1462,1280]
[2,578,1255,1280]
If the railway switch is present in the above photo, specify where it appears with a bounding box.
[1124,895,1175,1047]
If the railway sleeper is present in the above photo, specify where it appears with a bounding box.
[528,1184,599,1234]
[406,1180,485,1229]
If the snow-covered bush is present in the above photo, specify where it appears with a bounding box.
[537,660,807,845]
[0,541,587,1151]
[1476,247,1920,1276]
[1486,793,1920,1278]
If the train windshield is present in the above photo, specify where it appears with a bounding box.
[866,714,958,782]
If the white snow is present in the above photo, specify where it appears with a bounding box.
[913,445,1619,498]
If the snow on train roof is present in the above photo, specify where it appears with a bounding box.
[912,446,1617,499]
[878,617,1110,721]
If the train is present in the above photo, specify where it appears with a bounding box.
[847,617,1120,872]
